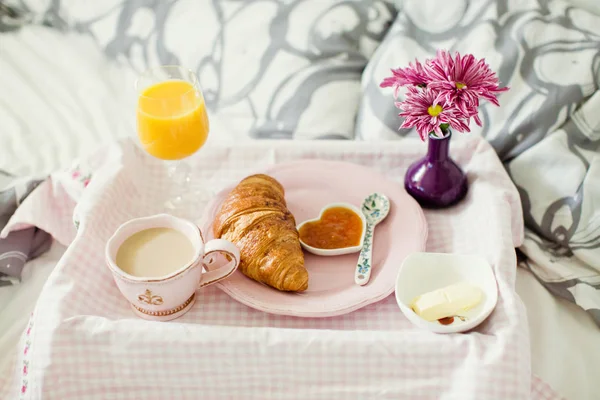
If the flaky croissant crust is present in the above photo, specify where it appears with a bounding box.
[213,174,308,292]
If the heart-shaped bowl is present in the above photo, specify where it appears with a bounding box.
[395,252,498,334]
[296,202,367,257]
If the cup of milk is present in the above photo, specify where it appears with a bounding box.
[105,214,240,321]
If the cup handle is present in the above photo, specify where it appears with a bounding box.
[198,239,240,288]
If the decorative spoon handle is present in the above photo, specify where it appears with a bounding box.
[355,222,374,286]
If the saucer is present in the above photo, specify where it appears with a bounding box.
[395,252,498,333]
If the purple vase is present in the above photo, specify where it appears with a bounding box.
[404,131,468,208]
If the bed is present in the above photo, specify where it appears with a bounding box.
[1,1,599,399]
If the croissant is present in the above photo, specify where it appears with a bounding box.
[213,174,308,292]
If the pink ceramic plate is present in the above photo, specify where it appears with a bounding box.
[201,160,428,317]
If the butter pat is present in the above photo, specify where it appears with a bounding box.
[410,282,483,322]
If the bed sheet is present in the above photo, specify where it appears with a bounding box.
[516,267,600,400]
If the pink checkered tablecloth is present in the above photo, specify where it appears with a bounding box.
[0,137,564,399]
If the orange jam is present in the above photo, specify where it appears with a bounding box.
[299,207,363,249]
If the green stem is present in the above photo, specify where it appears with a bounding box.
[440,123,449,133]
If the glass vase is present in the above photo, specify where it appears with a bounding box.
[404,130,468,208]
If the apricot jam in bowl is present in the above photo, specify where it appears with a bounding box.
[297,202,367,256]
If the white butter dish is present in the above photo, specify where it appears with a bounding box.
[395,252,498,334]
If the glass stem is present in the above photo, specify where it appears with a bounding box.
[163,159,212,222]
[166,160,192,210]
[169,160,191,187]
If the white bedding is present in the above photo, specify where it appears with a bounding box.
[0,243,65,375]
[1,10,599,400]
[516,267,600,400]
[0,27,134,178]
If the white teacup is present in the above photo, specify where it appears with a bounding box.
[105,214,240,321]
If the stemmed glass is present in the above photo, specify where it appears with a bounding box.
[135,66,209,219]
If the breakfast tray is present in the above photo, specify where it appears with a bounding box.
[0,137,562,399]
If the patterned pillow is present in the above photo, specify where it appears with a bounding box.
[18,0,397,141]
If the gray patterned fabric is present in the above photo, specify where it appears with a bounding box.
[0,1,27,32]
[0,171,51,286]
[356,0,600,324]
[0,0,65,32]
[14,0,397,141]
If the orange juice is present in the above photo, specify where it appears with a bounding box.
[137,80,209,160]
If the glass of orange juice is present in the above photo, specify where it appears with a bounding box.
[135,66,209,216]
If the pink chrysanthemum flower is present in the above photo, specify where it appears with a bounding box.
[397,86,470,140]
[380,59,430,98]
[426,50,509,125]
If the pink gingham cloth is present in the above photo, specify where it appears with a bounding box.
[0,137,564,400]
